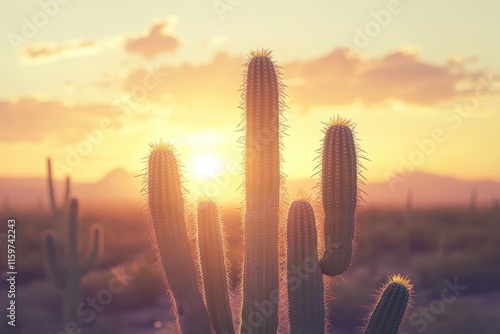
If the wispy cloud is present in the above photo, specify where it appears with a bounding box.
[21,16,181,63]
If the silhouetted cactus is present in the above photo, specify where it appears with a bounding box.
[43,198,102,326]
[146,142,212,333]
[197,199,235,334]
[319,117,357,277]
[287,199,325,334]
[364,275,412,334]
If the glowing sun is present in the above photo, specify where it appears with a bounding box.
[192,154,220,179]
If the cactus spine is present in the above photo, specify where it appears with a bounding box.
[319,118,357,277]
[197,200,235,334]
[240,49,282,334]
[287,199,325,334]
[364,275,412,334]
[146,143,212,333]
[44,198,102,326]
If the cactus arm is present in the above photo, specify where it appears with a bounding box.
[319,118,357,277]
[47,158,58,216]
[43,232,67,289]
[64,176,71,207]
[67,199,80,266]
[287,199,325,334]
[197,200,235,334]
[147,143,212,334]
[80,224,103,276]
[47,157,71,216]
[364,275,412,334]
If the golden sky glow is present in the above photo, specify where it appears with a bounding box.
[1,0,499,196]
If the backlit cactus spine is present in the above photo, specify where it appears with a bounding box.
[287,199,325,334]
[146,143,212,333]
[43,198,102,326]
[197,199,235,334]
[319,117,358,277]
[364,275,413,334]
[240,49,282,333]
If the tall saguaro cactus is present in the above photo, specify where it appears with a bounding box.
[146,143,212,333]
[240,49,282,334]
[44,198,102,326]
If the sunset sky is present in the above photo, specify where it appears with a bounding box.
[2,0,499,198]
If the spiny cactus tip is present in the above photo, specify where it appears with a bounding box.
[290,192,313,203]
[328,115,353,128]
[149,140,175,152]
[197,195,217,204]
[386,274,413,292]
[249,48,272,59]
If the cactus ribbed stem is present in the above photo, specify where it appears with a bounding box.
[287,200,325,334]
[319,118,357,277]
[364,275,412,334]
[43,198,102,326]
[241,49,281,334]
[147,143,212,334]
[197,200,235,334]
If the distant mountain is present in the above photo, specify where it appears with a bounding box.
[1,169,499,211]
[287,172,500,208]
[0,168,142,211]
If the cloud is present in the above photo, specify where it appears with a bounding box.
[21,16,181,62]
[22,39,101,62]
[285,47,489,109]
[121,47,495,116]
[0,97,122,143]
[124,16,181,59]
[122,52,245,128]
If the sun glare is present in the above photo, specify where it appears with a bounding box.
[192,154,220,179]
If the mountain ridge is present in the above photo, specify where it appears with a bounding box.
[1,169,499,210]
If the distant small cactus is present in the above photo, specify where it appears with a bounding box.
[43,198,102,326]
[47,157,71,249]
